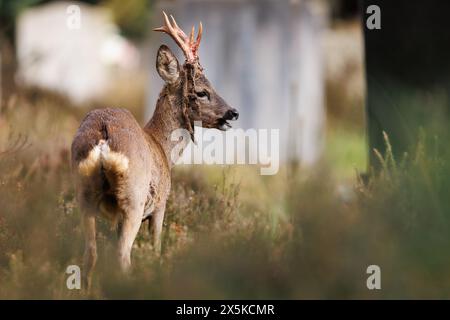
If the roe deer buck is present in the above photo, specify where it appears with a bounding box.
[71,12,238,289]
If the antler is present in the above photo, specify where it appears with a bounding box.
[153,11,203,63]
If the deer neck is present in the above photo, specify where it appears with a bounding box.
[144,87,191,169]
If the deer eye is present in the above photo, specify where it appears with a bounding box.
[196,90,209,99]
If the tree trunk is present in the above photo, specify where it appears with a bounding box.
[362,0,450,170]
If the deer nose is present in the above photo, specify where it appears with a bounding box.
[226,108,239,121]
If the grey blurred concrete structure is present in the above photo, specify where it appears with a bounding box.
[147,0,328,164]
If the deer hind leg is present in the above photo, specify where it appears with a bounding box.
[117,205,143,272]
[151,204,166,255]
[82,212,97,291]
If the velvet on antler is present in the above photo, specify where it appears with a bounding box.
[153,11,203,63]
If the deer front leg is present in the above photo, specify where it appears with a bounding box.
[151,203,166,255]
[117,205,144,272]
[82,213,97,291]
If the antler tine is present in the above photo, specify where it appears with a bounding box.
[152,26,166,32]
[192,22,202,55]
[170,14,188,39]
[169,15,182,35]
[169,14,178,29]
[189,25,195,45]
[196,22,203,47]
[152,11,170,33]
[163,11,173,32]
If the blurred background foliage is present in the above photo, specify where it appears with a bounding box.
[103,0,151,41]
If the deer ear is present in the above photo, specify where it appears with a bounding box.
[156,45,180,84]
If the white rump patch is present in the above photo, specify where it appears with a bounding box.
[78,139,129,176]
[78,143,102,176]
[100,142,129,174]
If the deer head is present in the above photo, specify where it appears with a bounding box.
[153,12,239,139]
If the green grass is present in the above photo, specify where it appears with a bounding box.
[325,125,367,180]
